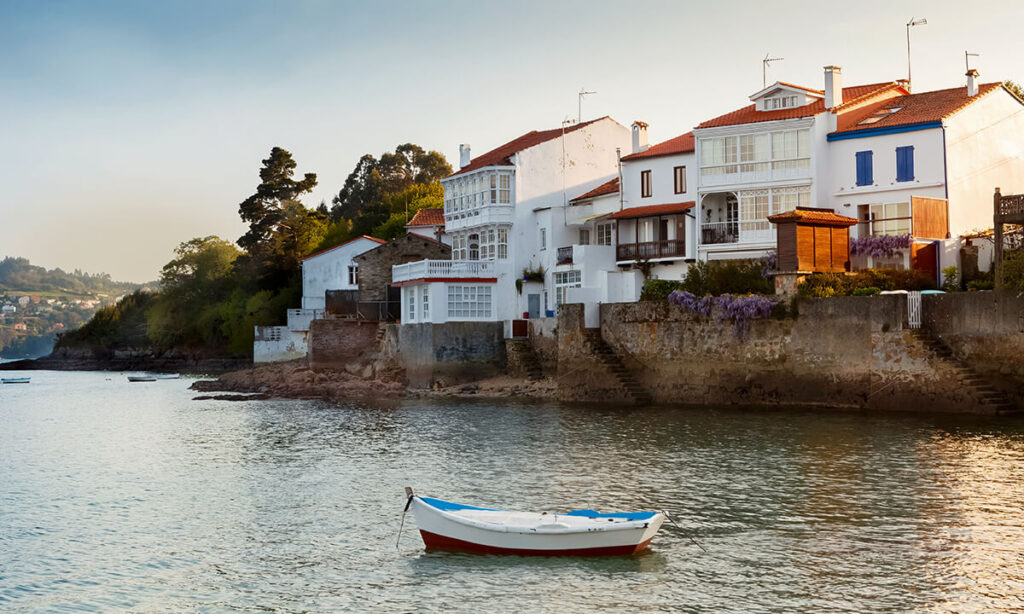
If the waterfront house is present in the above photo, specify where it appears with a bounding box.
[824,70,1024,277]
[612,123,699,283]
[254,235,385,363]
[393,116,631,327]
[352,233,451,321]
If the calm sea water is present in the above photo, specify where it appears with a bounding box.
[2,370,1024,613]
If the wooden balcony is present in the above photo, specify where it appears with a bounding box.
[616,239,686,261]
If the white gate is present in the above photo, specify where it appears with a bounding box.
[907,291,922,329]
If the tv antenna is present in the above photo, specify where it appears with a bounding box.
[965,50,980,72]
[578,89,596,122]
[763,54,784,87]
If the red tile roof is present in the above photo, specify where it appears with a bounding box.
[570,178,620,202]
[608,201,695,220]
[406,208,445,227]
[776,81,825,95]
[833,83,1004,135]
[302,235,386,261]
[767,207,858,227]
[620,132,695,161]
[450,117,610,177]
[696,82,906,129]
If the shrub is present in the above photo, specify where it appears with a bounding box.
[852,286,882,296]
[640,279,684,301]
[1002,249,1024,291]
[941,265,960,292]
[797,268,936,298]
[967,279,994,291]
[675,259,774,297]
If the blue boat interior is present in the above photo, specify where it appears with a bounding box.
[419,497,657,520]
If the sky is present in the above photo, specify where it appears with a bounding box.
[2,0,1022,282]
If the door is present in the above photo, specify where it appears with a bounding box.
[527,294,541,319]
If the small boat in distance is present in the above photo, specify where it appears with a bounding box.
[127,375,157,382]
[404,488,666,556]
[1,377,31,384]
[154,374,180,379]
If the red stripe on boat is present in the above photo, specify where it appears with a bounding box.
[419,530,653,556]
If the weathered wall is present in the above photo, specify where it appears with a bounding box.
[254,326,307,363]
[399,322,505,387]
[528,317,559,374]
[923,291,1024,405]
[355,234,451,302]
[558,296,1002,412]
[308,319,379,372]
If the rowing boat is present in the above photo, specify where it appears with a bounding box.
[127,375,157,382]
[405,488,665,556]
[1,377,30,384]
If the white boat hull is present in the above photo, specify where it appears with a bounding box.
[410,495,664,556]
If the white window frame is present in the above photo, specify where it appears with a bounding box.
[596,222,613,246]
[348,264,358,286]
[421,286,429,319]
[540,228,547,251]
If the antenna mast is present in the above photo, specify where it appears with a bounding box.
[578,89,596,122]
[763,54,784,88]
[965,50,980,72]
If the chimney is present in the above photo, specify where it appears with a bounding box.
[459,144,471,169]
[824,66,842,108]
[966,69,979,97]
[631,121,649,154]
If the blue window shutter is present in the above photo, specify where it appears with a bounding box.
[856,151,873,186]
[896,146,914,182]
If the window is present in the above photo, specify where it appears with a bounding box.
[468,233,479,260]
[497,227,508,259]
[896,146,915,182]
[856,151,873,186]
[499,174,511,203]
[540,228,547,250]
[738,186,810,232]
[596,222,613,246]
[347,265,358,286]
[868,202,911,236]
[641,170,652,197]
[554,270,582,308]
[447,285,492,319]
[701,129,808,177]
[764,95,799,110]
[406,290,416,322]
[579,229,590,245]
[421,286,429,319]
[673,166,686,194]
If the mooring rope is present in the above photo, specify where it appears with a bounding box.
[664,510,708,553]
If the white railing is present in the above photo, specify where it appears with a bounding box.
[907,291,922,329]
[392,259,497,283]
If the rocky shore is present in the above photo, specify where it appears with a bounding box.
[189,360,558,404]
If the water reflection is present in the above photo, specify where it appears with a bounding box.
[1,372,1023,613]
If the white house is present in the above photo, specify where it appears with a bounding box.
[393,116,632,327]
[693,69,910,262]
[612,122,699,282]
[254,234,385,363]
[825,70,1024,274]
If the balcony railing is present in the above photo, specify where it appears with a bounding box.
[616,240,686,261]
[556,246,574,265]
[701,222,739,245]
[392,259,497,283]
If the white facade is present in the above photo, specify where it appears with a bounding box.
[300,236,384,311]
[396,117,632,327]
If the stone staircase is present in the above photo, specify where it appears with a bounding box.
[581,329,652,406]
[911,329,1018,414]
[505,339,544,381]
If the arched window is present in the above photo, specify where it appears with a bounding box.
[468,234,480,260]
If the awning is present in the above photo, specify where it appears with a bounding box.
[607,201,695,220]
[567,212,611,226]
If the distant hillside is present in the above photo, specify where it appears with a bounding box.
[0,256,153,359]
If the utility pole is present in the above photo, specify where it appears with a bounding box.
[578,89,596,122]
[763,54,783,88]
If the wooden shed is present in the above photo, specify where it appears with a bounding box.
[768,207,858,273]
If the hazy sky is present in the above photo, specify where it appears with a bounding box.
[3,0,1022,281]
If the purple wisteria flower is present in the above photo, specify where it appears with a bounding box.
[850,234,912,258]
[668,291,778,339]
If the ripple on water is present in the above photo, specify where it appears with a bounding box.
[1,372,1024,613]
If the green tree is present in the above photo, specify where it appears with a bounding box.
[238,147,318,253]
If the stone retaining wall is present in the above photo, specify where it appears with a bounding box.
[398,322,505,388]
[558,295,1002,412]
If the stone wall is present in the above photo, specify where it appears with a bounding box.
[354,234,451,302]
[528,318,559,375]
[308,319,379,373]
[398,321,505,387]
[558,296,1003,412]
[923,291,1024,405]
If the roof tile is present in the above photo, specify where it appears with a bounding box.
[620,132,695,161]
[608,201,695,220]
[407,208,445,227]
[767,207,858,227]
[451,117,610,177]
[570,178,620,202]
[833,83,1003,135]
